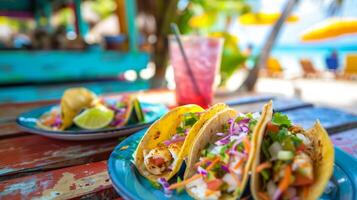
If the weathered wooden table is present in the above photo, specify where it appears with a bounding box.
[1,89,357,199]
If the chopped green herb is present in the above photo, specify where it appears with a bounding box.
[281,137,296,151]
[176,177,184,193]
[176,126,185,134]
[249,119,258,130]
[262,140,271,159]
[149,180,161,189]
[201,149,208,157]
[273,160,284,174]
[260,169,270,182]
[235,116,245,123]
[220,152,230,163]
[269,127,289,143]
[236,143,244,152]
[207,171,215,180]
[291,135,303,146]
[183,112,199,127]
[272,112,292,127]
[246,113,254,119]
[235,187,241,196]
[207,152,216,159]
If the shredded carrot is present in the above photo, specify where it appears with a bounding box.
[278,165,292,194]
[43,115,56,126]
[233,159,244,170]
[194,157,211,168]
[168,174,201,190]
[206,157,220,171]
[230,171,241,187]
[257,192,270,200]
[243,136,251,154]
[256,162,272,173]
[205,189,216,197]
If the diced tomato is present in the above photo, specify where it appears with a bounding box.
[266,122,280,133]
[206,179,223,191]
[150,157,165,166]
[293,173,313,186]
[296,143,306,152]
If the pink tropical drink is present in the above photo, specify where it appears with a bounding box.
[169,36,223,108]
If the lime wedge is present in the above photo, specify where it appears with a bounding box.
[74,105,114,130]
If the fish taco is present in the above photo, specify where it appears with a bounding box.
[134,103,229,182]
[37,88,97,130]
[172,102,272,199]
[251,110,334,200]
[37,88,143,130]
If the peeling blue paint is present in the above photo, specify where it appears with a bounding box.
[0,178,37,197]
[0,167,15,175]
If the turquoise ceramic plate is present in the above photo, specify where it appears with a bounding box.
[17,103,168,141]
[108,128,357,200]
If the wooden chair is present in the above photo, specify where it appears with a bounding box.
[341,54,357,79]
[261,57,284,77]
[299,58,321,78]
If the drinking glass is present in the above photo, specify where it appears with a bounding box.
[169,36,223,108]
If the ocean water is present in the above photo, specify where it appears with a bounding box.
[268,45,357,74]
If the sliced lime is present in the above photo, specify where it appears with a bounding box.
[73,105,114,130]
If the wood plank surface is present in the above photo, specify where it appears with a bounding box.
[0,99,57,123]
[1,89,357,200]
[0,122,24,138]
[0,161,119,200]
[0,135,119,179]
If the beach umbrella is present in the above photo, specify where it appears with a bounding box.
[239,12,299,25]
[301,18,357,41]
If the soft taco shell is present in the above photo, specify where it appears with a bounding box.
[134,103,228,182]
[297,121,334,200]
[251,117,334,199]
[60,88,97,130]
[111,95,137,127]
[184,101,273,199]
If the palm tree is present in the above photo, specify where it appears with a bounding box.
[238,0,344,92]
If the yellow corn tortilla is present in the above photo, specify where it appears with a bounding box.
[134,103,228,182]
[60,88,97,130]
[251,110,334,200]
[184,101,273,199]
[109,95,137,127]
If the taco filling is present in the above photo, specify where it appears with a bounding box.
[143,112,201,175]
[256,113,314,200]
[38,106,63,130]
[103,96,132,127]
[169,113,259,199]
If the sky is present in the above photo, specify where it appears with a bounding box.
[233,0,357,49]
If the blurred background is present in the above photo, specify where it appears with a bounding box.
[0,0,356,112]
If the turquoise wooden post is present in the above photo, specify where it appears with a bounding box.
[34,0,52,32]
[34,7,41,28]
[43,0,52,33]
[73,0,88,37]
[125,0,138,52]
